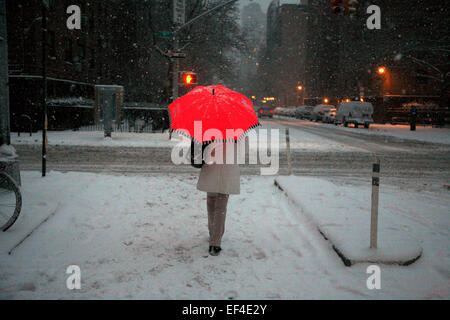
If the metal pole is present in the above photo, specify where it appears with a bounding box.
[0,0,10,146]
[171,36,179,102]
[302,87,306,105]
[370,158,380,249]
[41,2,47,176]
[285,128,292,175]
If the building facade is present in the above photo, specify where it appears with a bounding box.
[239,2,266,98]
[6,0,167,130]
[259,0,449,115]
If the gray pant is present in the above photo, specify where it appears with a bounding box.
[207,192,229,246]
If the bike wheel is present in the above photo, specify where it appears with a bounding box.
[0,172,22,231]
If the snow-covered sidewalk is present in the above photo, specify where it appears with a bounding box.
[10,126,367,153]
[275,176,423,266]
[275,116,450,145]
[333,123,450,145]
[0,171,448,299]
[10,131,182,148]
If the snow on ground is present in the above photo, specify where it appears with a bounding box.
[254,122,367,152]
[0,144,18,158]
[0,171,448,299]
[11,131,183,148]
[275,116,450,145]
[10,125,367,153]
[275,176,424,265]
[334,123,450,145]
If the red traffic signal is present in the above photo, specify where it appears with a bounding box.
[330,0,344,15]
[346,0,358,15]
[180,71,197,86]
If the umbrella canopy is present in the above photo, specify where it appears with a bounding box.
[168,85,260,144]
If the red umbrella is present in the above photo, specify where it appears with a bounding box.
[168,85,260,144]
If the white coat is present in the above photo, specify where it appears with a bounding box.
[196,140,245,195]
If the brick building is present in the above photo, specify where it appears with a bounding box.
[239,2,266,98]
[260,0,449,115]
[6,0,167,130]
[263,0,309,106]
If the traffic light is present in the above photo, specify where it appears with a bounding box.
[330,0,344,15]
[346,0,358,15]
[180,71,197,86]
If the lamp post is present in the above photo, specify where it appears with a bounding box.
[41,0,48,177]
[377,66,386,97]
[297,85,304,105]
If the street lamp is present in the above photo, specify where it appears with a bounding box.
[324,98,329,104]
[41,0,48,177]
[377,66,387,98]
[377,66,386,75]
[297,85,305,105]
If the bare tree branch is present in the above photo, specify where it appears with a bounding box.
[406,55,443,76]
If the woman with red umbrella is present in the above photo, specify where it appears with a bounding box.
[169,85,260,256]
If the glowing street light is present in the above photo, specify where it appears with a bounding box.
[324,98,329,104]
[377,67,386,75]
[297,85,303,91]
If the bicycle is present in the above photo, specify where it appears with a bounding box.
[0,171,22,231]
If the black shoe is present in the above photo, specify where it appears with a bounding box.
[209,246,221,256]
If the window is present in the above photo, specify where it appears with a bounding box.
[47,31,56,58]
[64,39,73,62]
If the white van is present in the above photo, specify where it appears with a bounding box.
[311,104,334,122]
[335,101,374,128]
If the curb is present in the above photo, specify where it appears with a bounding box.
[274,178,422,267]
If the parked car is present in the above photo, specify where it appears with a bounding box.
[256,105,275,118]
[285,107,297,118]
[274,107,294,117]
[273,107,285,116]
[335,101,374,128]
[322,108,337,123]
[311,104,335,122]
[295,106,313,119]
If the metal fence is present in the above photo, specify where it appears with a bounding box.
[78,107,170,133]
[79,119,163,133]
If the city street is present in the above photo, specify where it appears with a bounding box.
[13,118,450,193]
[1,0,448,305]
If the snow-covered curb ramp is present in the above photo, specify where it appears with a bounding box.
[274,176,423,267]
